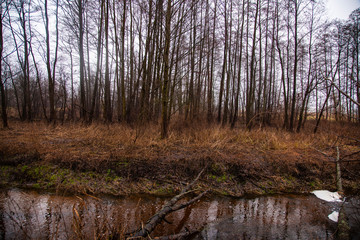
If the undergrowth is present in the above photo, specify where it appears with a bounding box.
[0,120,359,196]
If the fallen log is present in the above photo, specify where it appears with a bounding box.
[127,167,208,239]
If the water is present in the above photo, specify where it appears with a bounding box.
[0,189,358,239]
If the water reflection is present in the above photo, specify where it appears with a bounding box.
[198,195,336,239]
[0,189,347,239]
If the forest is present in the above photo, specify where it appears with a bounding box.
[1,0,360,238]
[0,0,359,137]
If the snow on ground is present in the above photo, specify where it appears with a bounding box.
[328,211,339,222]
[311,190,343,202]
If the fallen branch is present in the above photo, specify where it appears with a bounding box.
[128,167,208,239]
[155,228,201,240]
[311,147,337,162]
[331,82,360,107]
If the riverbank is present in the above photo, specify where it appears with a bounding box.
[1,120,359,197]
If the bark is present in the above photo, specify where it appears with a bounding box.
[104,0,112,122]
[188,2,196,120]
[45,0,56,122]
[0,3,8,128]
[297,4,314,132]
[289,0,299,131]
[24,2,31,121]
[207,0,217,123]
[314,58,340,134]
[332,81,360,106]
[126,0,134,123]
[246,0,260,129]
[29,44,48,121]
[335,146,343,192]
[120,1,126,121]
[231,0,245,128]
[223,1,233,126]
[70,48,75,120]
[139,0,153,122]
[12,1,32,121]
[89,0,104,123]
[217,1,228,123]
[160,0,171,139]
[77,0,87,120]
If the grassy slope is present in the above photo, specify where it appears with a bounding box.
[0,120,359,197]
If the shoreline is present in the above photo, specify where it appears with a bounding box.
[0,156,358,198]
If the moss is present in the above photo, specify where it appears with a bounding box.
[104,169,119,182]
[282,175,297,186]
[220,190,230,196]
[208,174,216,180]
[268,190,274,194]
[28,165,52,179]
[155,186,174,195]
[116,159,129,168]
[0,166,10,179]
[21,165,28,173]
[49,174,57,182]
[64,177,76,186]
[81,171,93,179]
[309,179,321,189]
[208,173,232,183]
[217,174,227,183]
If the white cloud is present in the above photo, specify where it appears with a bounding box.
[326,0,360,20]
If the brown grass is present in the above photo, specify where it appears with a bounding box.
[0,119,359,195]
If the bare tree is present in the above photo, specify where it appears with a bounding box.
[161,0,172,139]
[246,0,260,129]
[62,0,87,120]
[103,0,111,122]
[0,0,9,127]
[43,0,59,122]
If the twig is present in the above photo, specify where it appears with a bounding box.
[341,150,360,160]
[128,167,208,238]
[311,147,336,162]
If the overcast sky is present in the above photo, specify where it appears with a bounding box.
[326,0,360,20]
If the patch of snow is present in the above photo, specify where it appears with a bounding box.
[328,211,339,222]
[311,190,343,202]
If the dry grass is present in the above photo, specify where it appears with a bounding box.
[0,119,359,195]
[0,119,358,165]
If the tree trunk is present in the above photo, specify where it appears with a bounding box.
[120,1,126,121]
[246,0,259,129]
[78,0,87,120]
[0,4,8,128]
[89,0,104,123]
[207,0,217,123]
[161,0,171,139]
[231,0,245,129]
[45,0,56,122]
[104,0,112,122]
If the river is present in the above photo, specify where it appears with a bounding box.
[0,189,359,239]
